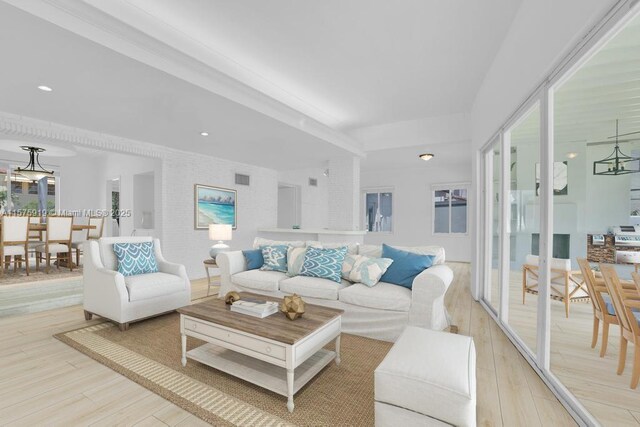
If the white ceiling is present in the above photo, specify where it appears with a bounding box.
[0,0,523,170]
[98,0,522,130]
[0,2,354,169]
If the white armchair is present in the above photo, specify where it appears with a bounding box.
[83,236,191,330]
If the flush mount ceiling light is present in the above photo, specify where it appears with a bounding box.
[37,85,53,92]
[566,152,578,159]
[200,131,209,136]
[15,146,54,181]
[593,119,640,176]
[418,153,435,161]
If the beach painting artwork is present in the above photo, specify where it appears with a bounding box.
[195,184,237,229]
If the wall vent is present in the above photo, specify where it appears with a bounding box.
[235,173,250,186]
[308,177,318,187]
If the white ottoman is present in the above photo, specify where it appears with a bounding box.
[375,326,476,427]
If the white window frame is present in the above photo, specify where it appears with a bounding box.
[431,182,470,236]
[361,187,394,234]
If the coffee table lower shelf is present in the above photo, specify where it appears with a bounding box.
[187,343,336,398]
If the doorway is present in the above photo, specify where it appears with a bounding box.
[107,178,120,237]
[277,183,301,229]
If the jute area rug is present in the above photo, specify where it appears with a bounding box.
[55,309,392,426]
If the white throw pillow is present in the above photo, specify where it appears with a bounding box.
[287,247,307,277]
[349,255,394,287]
[341,253,359,281]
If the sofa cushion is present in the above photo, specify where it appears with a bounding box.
[339,282,411,312]
[299,246,348,283]
[232,270,288,292]
[280,275,350,300]
[375,326,476,427]
[358,244,445,265]
[260,245,289,273]
[253,237,305,249]
[306,241,358,254]
[380,244,434,289]
[124,272,184,302]
[113,242,159,277]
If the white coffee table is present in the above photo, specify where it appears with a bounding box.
[178,293,343,412]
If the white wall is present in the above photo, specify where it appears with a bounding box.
[133,173,155,229]
[361,146,472,262]
[277,167,329,229]
[161,151,278,279]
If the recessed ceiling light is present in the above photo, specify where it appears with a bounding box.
[37,85,53,92]
[566,152,578,159]
[200,132,209,136]
[418,153,434,161]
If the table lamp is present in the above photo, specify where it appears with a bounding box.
[209,224,232,259]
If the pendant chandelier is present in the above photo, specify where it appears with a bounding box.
[593,120,640,176]
[15,146,54,181]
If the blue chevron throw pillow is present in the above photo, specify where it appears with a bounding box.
[299,246,348,283]
[112,242,159,277]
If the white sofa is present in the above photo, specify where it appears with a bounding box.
[217,240,454,342]
[83,236,191,331]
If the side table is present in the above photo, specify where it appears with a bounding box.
[203,258,219,296]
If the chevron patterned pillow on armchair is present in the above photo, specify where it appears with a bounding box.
[112,241,159,276]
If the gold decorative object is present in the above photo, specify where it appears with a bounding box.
[281,293,305,320]
[225,291,241,305]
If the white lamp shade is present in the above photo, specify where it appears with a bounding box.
[209,224,232,241]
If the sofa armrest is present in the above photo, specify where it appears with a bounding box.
[217,251,248,298]
[409,264,454,330]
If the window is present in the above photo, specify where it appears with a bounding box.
[11,181,22,194]
[433,184,468,234]
[28,182,38,195]
[363,189,393,232]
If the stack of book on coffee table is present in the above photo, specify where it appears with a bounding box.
[230,298,279,318]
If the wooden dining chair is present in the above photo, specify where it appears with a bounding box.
[71,216,104,266]
[35,216,73,273]
[0,216,30,276]
[27,216,44,260]
[577,259,619,357]
[600,264,640,389]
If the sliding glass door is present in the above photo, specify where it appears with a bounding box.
[478,2,640,424]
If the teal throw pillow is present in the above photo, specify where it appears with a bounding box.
[112,241,159,277]
[260,245,289,272]
[299,246,348,283]
[243,249,264,270]
[379,244,434,289]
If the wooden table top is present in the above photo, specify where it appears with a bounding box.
[28,224,95,231]
[178,292,343,345]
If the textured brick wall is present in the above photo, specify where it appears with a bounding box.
[328,156,360,230]
[161,152,278,279]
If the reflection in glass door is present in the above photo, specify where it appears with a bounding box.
[504,104,541,355]
[482,140,501,312]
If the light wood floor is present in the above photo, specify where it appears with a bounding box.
[488,268,640,426]
[0,266,577,426]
